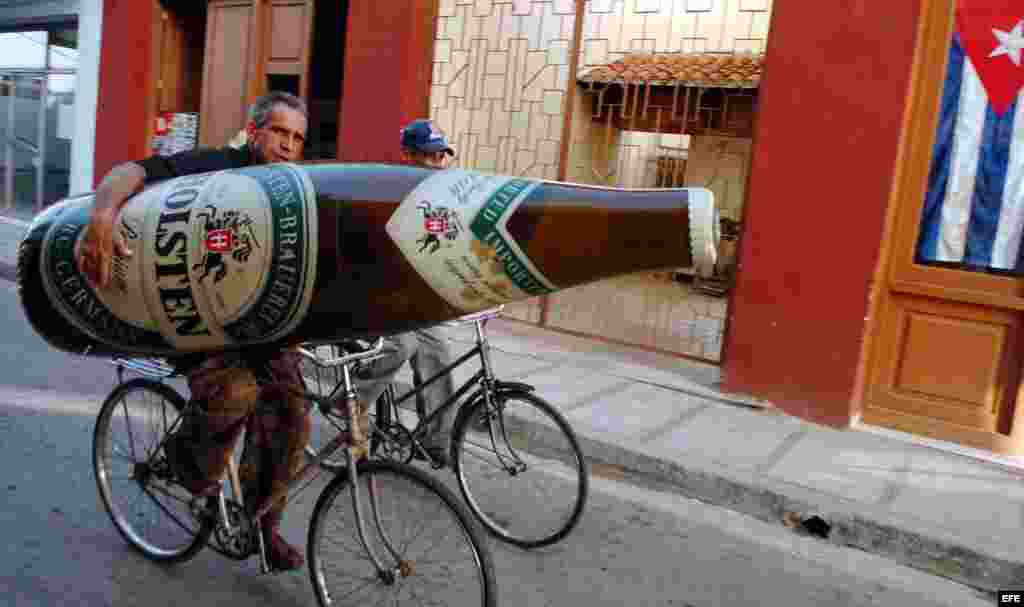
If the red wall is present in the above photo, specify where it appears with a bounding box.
[337,0,438,163]
[93,0,156,186]
[722,1,922,426]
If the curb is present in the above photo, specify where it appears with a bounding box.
[447,392,1018,592]
[543,424,1018,595]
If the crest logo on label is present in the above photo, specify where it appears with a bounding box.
[206,229,233,252]
[193,205,261,284]
[416,201,462,254]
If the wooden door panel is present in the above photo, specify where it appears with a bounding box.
[268,2,308,66]
[266,0,314,97]
[897,312,1006,407]
[200,1,254,148]
[868,293,1022,434]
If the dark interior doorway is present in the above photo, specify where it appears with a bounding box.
[304,0,347,160]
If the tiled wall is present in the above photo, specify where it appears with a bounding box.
[430,0,579,179]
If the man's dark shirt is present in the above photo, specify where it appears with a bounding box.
[135,145,254,187]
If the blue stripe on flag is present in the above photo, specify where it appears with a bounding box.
[964,97,1017,266]
[917,34,964,263]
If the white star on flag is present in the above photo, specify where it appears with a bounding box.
[990,18,1024,66]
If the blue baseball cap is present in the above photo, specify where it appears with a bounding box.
[400,119,454,155]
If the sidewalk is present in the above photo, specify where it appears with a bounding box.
[3,209,1022,595]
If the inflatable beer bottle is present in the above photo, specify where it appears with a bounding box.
[17,162,718,358]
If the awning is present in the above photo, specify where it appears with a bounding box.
[0,0,78,30]
[577,52,763,90]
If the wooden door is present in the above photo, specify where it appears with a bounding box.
[199,0,315,147]
[200,0,258,148]
[864,0,1024,454]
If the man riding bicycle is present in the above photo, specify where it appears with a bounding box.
[76,91,311,571]
[352,119,459,467]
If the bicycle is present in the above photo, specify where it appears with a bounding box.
[92,342,497,607]
[302,307,590,549]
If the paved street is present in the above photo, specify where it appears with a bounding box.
[0,280,996,606]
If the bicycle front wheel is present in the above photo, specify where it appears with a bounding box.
[93,378,213,563]
[453,390,589,549]
[307,460,496,607]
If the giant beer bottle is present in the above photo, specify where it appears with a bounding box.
[17,162,718,358]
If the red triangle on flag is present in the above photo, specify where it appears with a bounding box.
[955,2,1024,115]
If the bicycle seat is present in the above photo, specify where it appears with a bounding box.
[443,305,506,327]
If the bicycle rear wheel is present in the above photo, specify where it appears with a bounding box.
[93,378,213,563]
[307,460,496,607]
[452,389,589,549]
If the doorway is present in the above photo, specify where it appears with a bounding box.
[430,0,770,362]
[303,0,348,160]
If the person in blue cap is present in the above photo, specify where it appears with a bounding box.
[353,119,457,467]
[399,118,455,169]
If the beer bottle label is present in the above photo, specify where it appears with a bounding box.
[385,169,557,312]
[39,163,319,352]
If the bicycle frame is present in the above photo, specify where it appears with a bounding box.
[373,309,534,475]
[384,333,493,443]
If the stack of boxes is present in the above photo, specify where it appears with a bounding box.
[151,112,199,156]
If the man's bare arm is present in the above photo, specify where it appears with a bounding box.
[76,161,147,289]
[94,162,146,215]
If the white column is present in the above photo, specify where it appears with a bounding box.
[69,0,103,195]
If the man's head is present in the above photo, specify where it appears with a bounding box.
[245,91,309,165]
[399,119,454,169]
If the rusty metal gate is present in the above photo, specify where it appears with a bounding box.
[429,0,773,362]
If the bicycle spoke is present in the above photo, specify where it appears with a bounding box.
[139,487,199,538]
[456,439,511,469]
[404,516,459,563]
[393,496,446,557]
[323,529,370,559]
[320,564,380,583]
[413,572,477,590]
[323,574,381,602]
[367,591,394,607]
[407,584,430,607]
[120,398,138,461]
[109,445,137,464]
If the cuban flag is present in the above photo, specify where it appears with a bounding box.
[916,2,1024,271]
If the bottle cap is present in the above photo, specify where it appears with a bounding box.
[687,188,719,278]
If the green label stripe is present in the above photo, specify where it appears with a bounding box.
[45,204,169,349]
[469,178,553,297]
[224,164,309,341]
